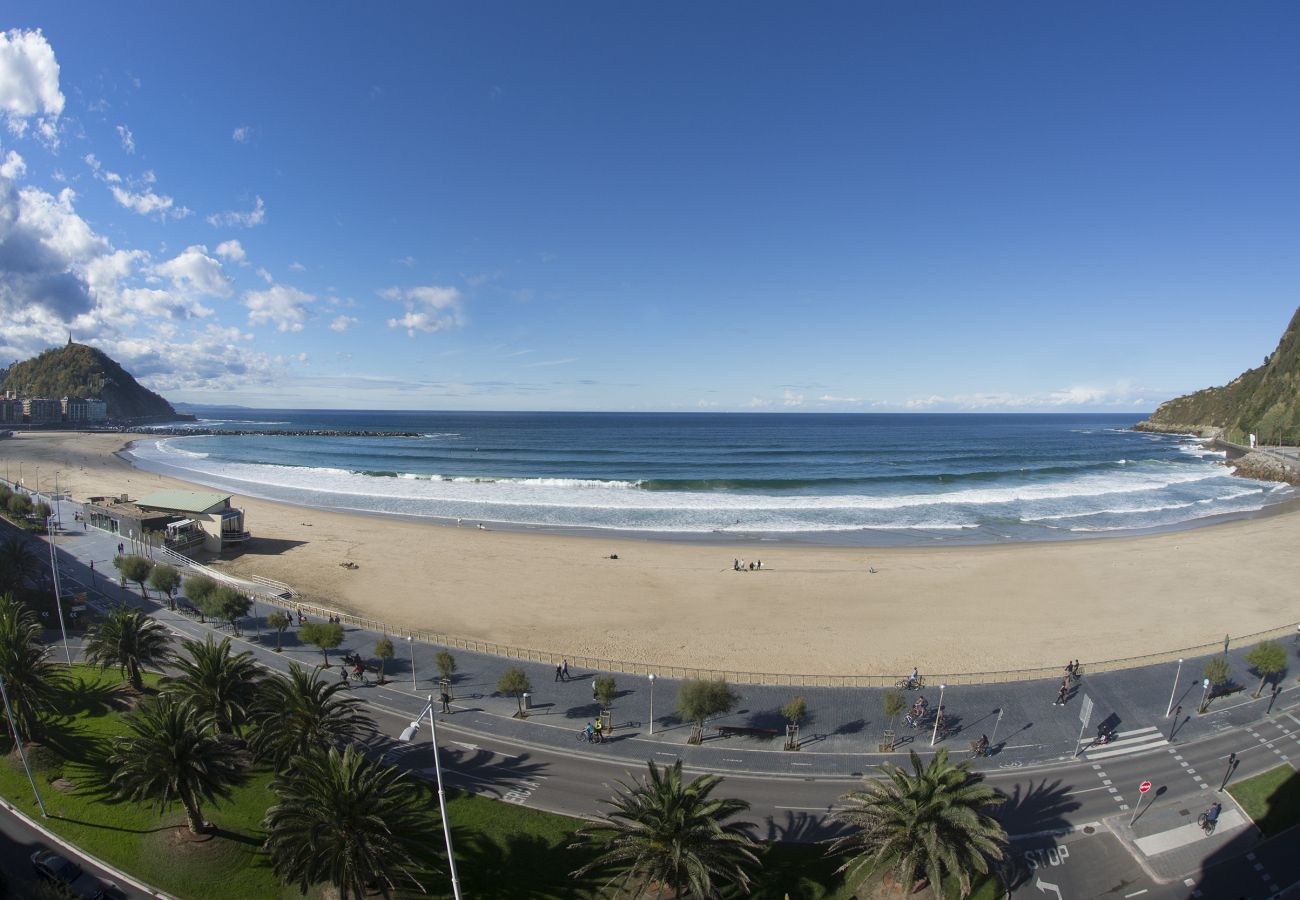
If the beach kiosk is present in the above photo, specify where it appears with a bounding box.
[83,490,249,554]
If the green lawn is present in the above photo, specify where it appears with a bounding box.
[2,664,999,899]
[1229,763,1300,838]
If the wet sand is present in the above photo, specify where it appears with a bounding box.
[6,430,1297,676]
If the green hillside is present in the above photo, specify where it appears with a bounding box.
[1141,307,1300,444]
[0,342,178,420]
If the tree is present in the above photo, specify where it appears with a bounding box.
[113,554,153,598]
[497,667,531,717]
[107,696,244,834]
[0,535,39,593]
[210,586,253,636]
[1246,641,1287,698]
[249,663,375,767]
[677,679,740,745]
[148,564,182,611]
[0,592,66,740]
[267,611,292,652]
[569,759,759,899]
[84,606,172,692]
[183,574,218,621]
[7,493,32,518]
[434,650,456,683]
[32,501,51,521]
[883,690,907,744]
[162,636,262,735]
[594,675,618,710]
[830,749,1007,898]
[262,744,438,900]
[1204,656,1231,694]
[782,695,808,751]
[299,621,344,667]
[374,637,394,685]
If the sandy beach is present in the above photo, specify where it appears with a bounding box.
[5,430,1297,676]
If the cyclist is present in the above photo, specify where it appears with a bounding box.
[584,722,595,743]
[1203,802,1221,831]
[909,667,920,689]
[974,734,990,757]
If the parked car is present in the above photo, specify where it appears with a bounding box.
[30,849,118,899]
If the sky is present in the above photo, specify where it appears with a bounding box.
[0,3,1297,412]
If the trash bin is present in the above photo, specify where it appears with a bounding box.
[522,691,532,710]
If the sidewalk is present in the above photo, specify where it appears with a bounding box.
[35,491,1300,779]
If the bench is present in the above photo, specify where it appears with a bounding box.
[715,725,781,738]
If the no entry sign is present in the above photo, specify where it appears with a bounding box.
[1139,780,1152,794]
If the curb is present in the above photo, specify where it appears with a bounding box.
[0,793,176,899]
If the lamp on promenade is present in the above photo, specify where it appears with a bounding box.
[407,635,417,689]
[46,517,72,664]
[1166,658,1183,718]
[398,696,461,900]
[0,671,47,817]
[648,673,655,735]
[930,683,947,747]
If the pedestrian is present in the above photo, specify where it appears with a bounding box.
[1065,660,1075,679]
[592,679,598,701]
[440,689,451,713]
[593,717,604,743]
[555,663,562,682]
[562,659,569,681]
[89,560,94,572]
[1072,659,1081,681]
[339,667,349,686]
[1055,683,1068,706]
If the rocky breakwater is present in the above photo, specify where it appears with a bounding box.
[1229,449,1300,486]
[1133,421,1222,439]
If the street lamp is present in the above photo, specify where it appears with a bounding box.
[0,671,46,817]
[399,696,462,900]
[1199,677,1212,713]
[1165,658,1183,718]
[930,683,947,747]
[408,636,417,689]
[46,517,72,664]
[648,673,656,735]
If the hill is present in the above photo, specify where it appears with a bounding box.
[1137,307,1300,445]
[0,342,183,421]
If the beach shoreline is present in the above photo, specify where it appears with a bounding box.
[7,430,1299,676]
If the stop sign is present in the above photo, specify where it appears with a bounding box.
[1139,780,1152,794]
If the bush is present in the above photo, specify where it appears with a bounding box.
[594,675,617,709]
[497,667,532,717]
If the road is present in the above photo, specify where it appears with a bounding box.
[0,797,148,899]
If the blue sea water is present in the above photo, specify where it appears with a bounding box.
[125,410,1293,545]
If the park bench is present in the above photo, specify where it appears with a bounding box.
[715,725,781,738]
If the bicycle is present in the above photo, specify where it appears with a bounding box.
[1197,810,1220,834]
[576,729,598,744]
[895,677,924,691]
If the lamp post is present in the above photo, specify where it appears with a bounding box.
[1165,658,1183,718]
[408,635,417,689]
[1199,677,1211,713]
[399,697,462,900]
[648,673,656,735]
[0,671,46,817]
[930,683,947,747]
[46,517,72,664]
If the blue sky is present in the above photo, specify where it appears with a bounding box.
[1,3,1297,411]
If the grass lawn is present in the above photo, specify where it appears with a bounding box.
[1228,763,1300,839]
[2,664,1000,899]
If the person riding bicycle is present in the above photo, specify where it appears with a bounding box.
[1205,802,1221,827]
[908,667,920,689]
[352,660,365,681]
[975,734,989,757]
[584,722,595,743]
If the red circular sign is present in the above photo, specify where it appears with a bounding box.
[1139,781,1152,794]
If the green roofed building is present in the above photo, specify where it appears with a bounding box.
[83,489,249,554]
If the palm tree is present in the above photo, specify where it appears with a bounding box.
[83,606,172,692]
[0,536,40,594]
[249,663,375,767]
[162,636,262,736]
[569,759,759,898]
[262,744,437,899]
[107,695,244,834]
[0,592,66,740]
[829,749,1007,898]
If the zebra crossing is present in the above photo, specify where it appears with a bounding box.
[1080,725,1170,761]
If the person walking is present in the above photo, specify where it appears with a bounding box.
[562,659,569,681]
[1072,659,1081,681]
[555,663,562,682]
[593,717,604,743]
[440,688,451,714]
[1055,681,1068,706]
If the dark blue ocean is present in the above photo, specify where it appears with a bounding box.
[126,411,1293,544]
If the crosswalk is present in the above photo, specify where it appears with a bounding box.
[1080,725,1170,761]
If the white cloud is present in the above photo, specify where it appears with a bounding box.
[288,261,305,272]
[329,315,358,332]
[0,178,97,321]
[116,124,135,153]
[244,283,314,332]
[817,394,863,405]
[110,183,190,219]
[901,382,1147,410]
[520,357,577,369]
[207,195,265,228]
[214,239,246,264]
[0,149,24,179]
[0,29,64,146]
[154,245,232,297]
[383,284,465,336]
[232,125,252,143]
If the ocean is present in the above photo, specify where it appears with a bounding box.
[125,410,1294,545]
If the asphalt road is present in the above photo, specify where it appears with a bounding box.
[0,797,148,900]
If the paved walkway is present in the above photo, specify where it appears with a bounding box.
[32,489,1300,779]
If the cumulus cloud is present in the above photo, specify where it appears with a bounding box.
[154,245,231,297]
[232,124,252,143]
[214,239,246,264]
[901,382,1147,410]
[110,183,190,219]
[0,149,25,179]
[0,29,64,145]
[244,282,314,332]
[116,124,135,153]
[329,314,358,332]
[383,284,464,336]
[288,261,305,272]
[0,177,96,321]
[207,195,265,228]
